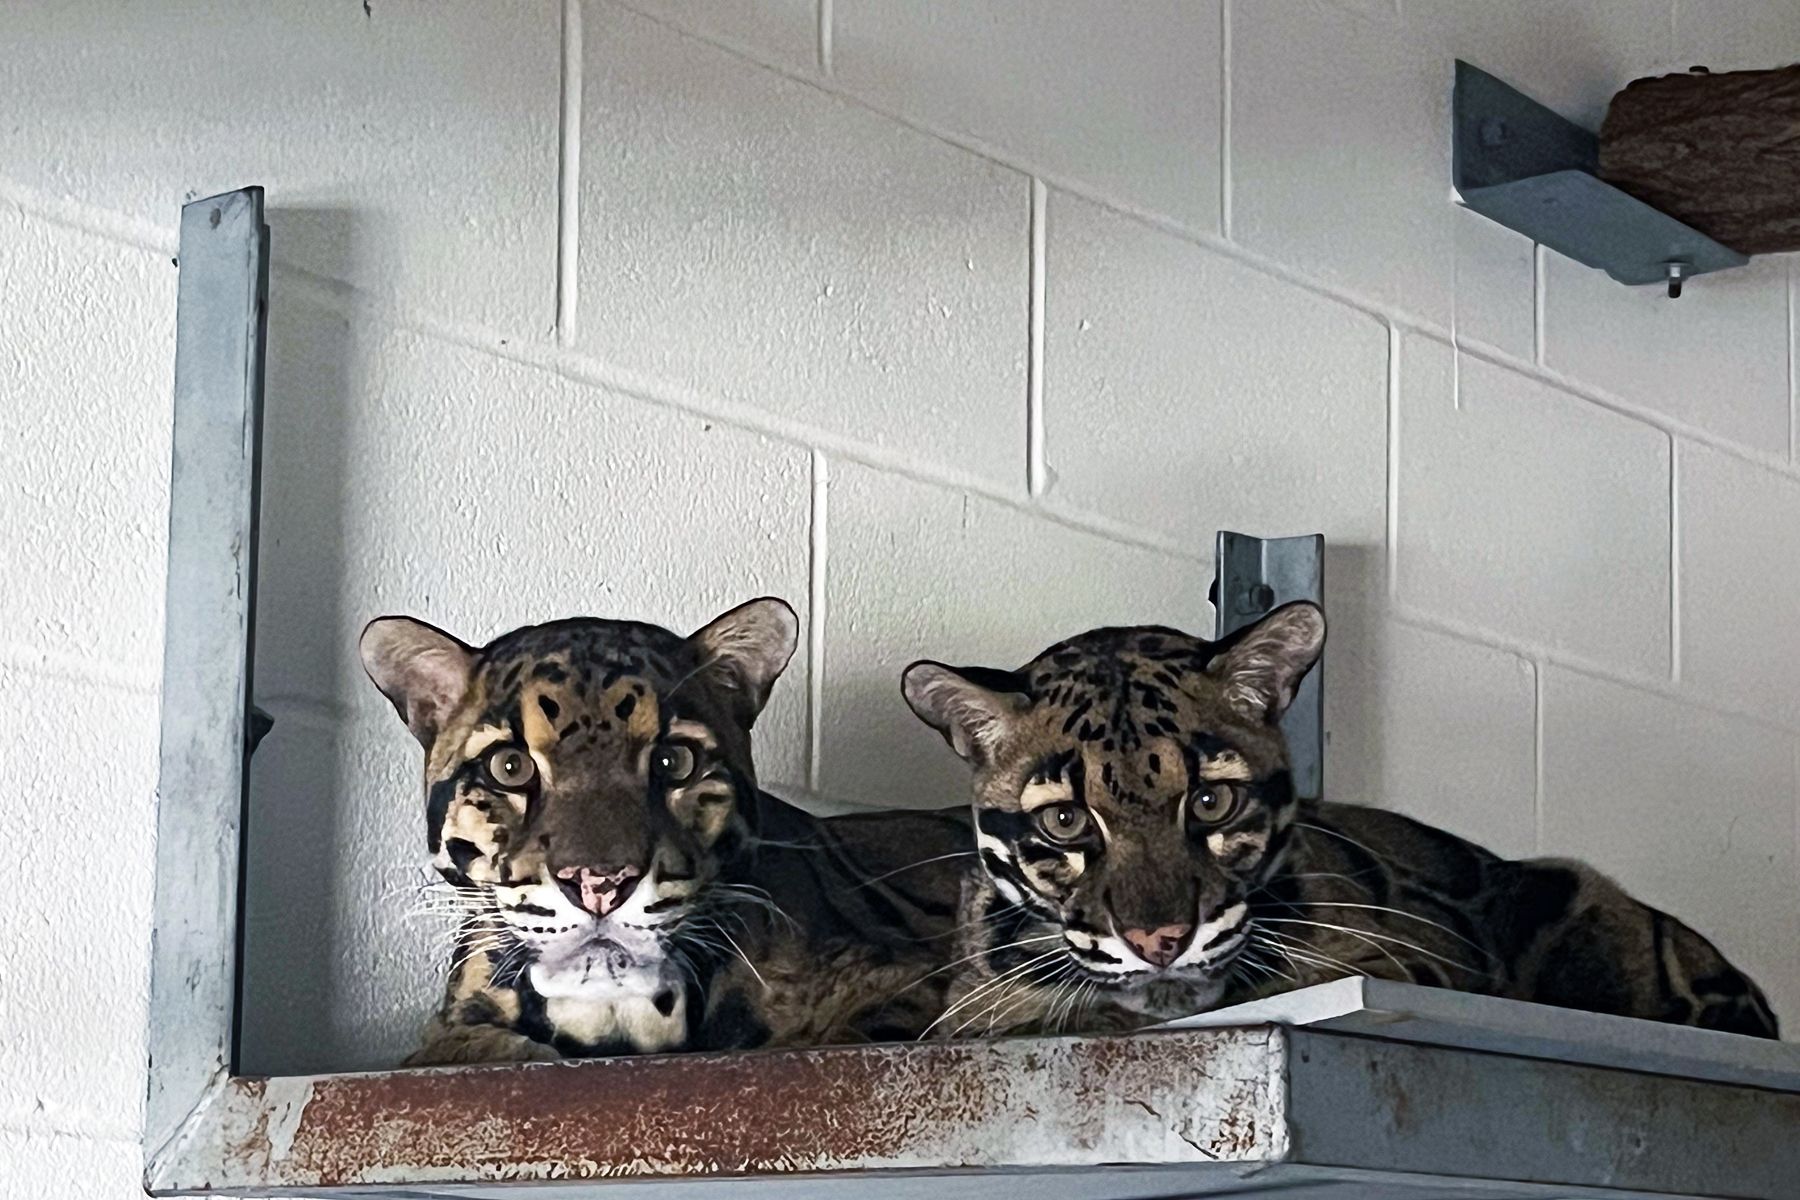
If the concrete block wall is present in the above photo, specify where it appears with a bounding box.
[3,2,1799,1192]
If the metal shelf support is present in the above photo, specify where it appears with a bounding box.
[1453,60,1748,296]
[1212,531,1324,801]
[145,187,269,1174]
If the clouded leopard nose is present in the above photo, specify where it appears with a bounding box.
[1122,923,1194,968]
[556,864,642,916]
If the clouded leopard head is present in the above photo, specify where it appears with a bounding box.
[903,603,1324,995]
[360,598,797,1008]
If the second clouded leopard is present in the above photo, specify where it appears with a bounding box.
[902,602,1778,1039]
[362,597,971,1063]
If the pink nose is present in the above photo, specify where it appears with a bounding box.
[1122,923,1194,968]
[556,865,642,916]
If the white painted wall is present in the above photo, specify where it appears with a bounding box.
[4,1,1799,1193]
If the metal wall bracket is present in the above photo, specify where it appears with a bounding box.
[145,187,269,1174]
[1453,60,1748,296]
[1211,531,1323,801]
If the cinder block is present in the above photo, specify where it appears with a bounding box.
[834,0,1222,233]
[1679,443,1800,728]
[1541,666,1799,1029]
[617,0,819,75]
[0,672,157,1139]
[1327,620,1538,860]
[0,1130,141,1198]
[1543,251,1789,456]
[0,209,174,677]
[1408,0,1673,131]
[819,460,1206,809]
[253,301,813,790]
[1397,338,1671,676]
[1675,0,1800,73]
[1043,191,1388,551]
[0,0,559,333]
[1231,0,1453,322]
[1454,205,1535,363]
[1236,0,1670,326]
[578,3,1029,489]
[1321,0,1398,19]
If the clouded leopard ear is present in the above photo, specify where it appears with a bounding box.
[901,661,1031,765]
[360,616,476,746]
[688,597,799,723]
[1205,601,1326,723]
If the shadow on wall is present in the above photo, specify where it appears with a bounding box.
[1318,540,1383,808]
[239,207,357,1076]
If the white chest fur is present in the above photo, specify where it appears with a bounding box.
[542,990,687,1052]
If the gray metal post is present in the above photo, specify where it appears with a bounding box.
[1213,531,1324,800]
[144,188,269,1170]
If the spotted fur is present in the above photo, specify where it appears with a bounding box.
[903,603,1778,1039]
[363,598,971,1064]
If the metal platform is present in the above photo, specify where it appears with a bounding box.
[1166,975,1800,1093]
[148,192,1800,1199]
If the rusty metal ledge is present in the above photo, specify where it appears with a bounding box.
[148,1026,1286,1194]
[148,1022,1800,1199]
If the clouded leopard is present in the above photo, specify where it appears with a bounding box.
[362,597,971,1063]
[902,602,1778,1039]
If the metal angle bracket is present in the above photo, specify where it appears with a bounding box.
[1453,59,1748,296]
[144,186,270,1179]
[1211,531,1324,801]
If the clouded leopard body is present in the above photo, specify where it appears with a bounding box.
[904,604,1777,1039]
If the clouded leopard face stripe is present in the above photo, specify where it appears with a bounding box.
[362,598,798,1057]
[906,604,1324,1011]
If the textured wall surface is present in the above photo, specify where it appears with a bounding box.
[3,2,1800,1194]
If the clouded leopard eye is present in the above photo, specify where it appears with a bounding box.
[485,746,537,790]
[651,742,697,785]
[1035,803,1091,843]
[1190,783,1241,826]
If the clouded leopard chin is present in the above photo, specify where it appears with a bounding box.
[364,597,974,1065]
[904,602,1779,1040]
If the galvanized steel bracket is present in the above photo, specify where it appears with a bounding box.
[145,186,269,1176]
[1453,60,1748,295]
[1211,531,1324,801]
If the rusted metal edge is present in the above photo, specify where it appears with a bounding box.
[149,1022,1800,1199]
[146,1027,1287,1194]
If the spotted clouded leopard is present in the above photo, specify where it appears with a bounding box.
[903,602,1777,1040]
[362,598,970,1063]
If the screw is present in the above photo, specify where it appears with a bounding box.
[1665,261,1688,299]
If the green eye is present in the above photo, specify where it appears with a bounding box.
[1191,784,1241,825]
[1035,803,1090,843]
[651,742,697,785]
[486,746,537,789]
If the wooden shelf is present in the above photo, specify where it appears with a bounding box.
[148,983,1800,1199]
